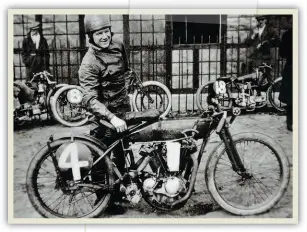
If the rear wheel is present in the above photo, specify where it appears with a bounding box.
[132,81,172,118]
[205,132,290,215]
[26,138,114,218]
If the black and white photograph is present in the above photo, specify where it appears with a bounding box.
[8,9,298,223]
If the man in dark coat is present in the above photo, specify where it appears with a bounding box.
[79,15,131,133]
[245,15,280,84]
[21,21,50,81]
[279,16,293,131]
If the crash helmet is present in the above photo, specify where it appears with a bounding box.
[84,15,111,34]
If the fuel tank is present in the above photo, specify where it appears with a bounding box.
[129,117,211,142]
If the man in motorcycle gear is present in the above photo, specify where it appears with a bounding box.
[79,15,134,211]
[79,15,131,133]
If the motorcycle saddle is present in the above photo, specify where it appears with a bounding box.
[124,109,161,124]
[217,76,231,80]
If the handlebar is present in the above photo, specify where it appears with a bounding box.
[30,71,55,85]
[258,63,272,69]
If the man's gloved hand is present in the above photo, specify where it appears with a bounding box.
[110,116,127,133]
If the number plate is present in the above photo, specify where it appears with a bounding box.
[58,142,89,181]
[213,81,227,95]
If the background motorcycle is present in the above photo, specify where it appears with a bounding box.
[196,63,286,115]
[14,71,60,127]
[50,69,172,127]
[26,80,290,218]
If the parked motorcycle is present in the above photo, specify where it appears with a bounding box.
[26,79,290,218]
[14,71,60,127]
[13,71,84,128]
[196,63,286,115]
[50,69,172,127]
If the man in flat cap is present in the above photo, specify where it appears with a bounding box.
[245,15,280,84]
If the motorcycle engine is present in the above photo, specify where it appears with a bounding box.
[140,140,195,204]
[234,82,256,109]
[235,93,250,107]
[143,175,186,203]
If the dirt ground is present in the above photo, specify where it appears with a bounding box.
[13,112,293,219]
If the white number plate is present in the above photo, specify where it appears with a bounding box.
[213,81,227,95]
[58,143,89,181]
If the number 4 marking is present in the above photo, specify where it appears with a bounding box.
[58,143,89,181]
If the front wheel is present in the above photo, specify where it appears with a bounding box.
[132,81,172,118]
[26,137,114,218]
[267,78,286,112]
[50,85,89,127]
[205,132,290,216]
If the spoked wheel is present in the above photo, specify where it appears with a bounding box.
[26,138,114,218]
[205,132,290,215]
[267,78,286,112]
[196,81,233,111]
[132,81,172,118]
[51,85,89,127]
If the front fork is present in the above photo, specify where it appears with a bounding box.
[218,127,246,173]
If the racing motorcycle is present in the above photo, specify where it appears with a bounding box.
[26,80,290,218]
[50,69,172,127]
[196,63,286,115]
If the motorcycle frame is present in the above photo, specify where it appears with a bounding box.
[80,112,246,207]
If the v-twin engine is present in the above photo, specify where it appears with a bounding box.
[143,175,186,198]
